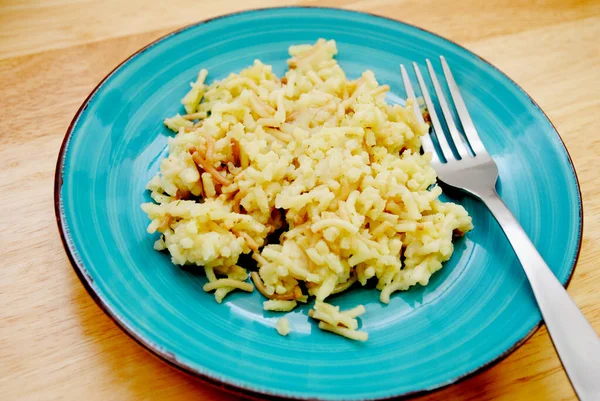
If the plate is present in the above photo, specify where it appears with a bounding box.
[55,7,582,400]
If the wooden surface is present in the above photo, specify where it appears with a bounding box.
[1,0,599,400]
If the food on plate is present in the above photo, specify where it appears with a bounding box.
[141,39,473,341]
[275,317,291,336]
[309,302,368,341]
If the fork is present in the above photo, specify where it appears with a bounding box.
[400,57,600,400]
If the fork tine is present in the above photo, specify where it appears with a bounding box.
[400,64,438,162]
[400,64,417,107]
[412,62,454,162]
[425,59,470,159]
[440,56,485,155]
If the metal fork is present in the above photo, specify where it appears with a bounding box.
[401,58,600,400]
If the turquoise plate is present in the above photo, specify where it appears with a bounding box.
[55,7,582,400]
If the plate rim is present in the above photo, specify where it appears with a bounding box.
[54,6,584,401]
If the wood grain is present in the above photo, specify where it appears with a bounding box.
[1,1,599,400]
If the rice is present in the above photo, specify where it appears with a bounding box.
[141,39,473,341]
[275,317,291,336]
[309,302,368,341]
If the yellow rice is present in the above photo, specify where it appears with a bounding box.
[141,39,473,341]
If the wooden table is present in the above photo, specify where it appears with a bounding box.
[1,1,598,400]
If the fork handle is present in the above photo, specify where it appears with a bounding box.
[481,190,600,400]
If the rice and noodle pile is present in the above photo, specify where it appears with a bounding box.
[141,39,473,341]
